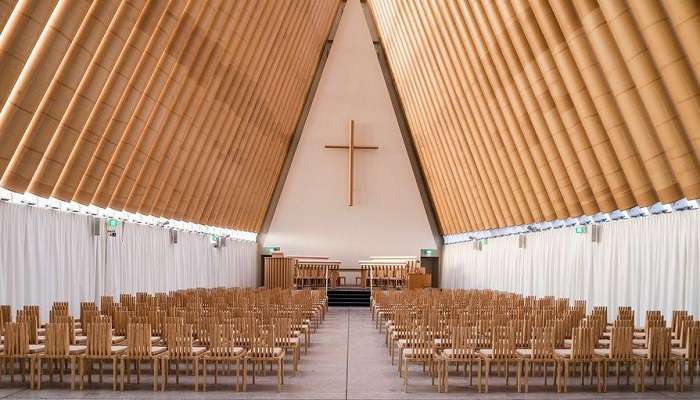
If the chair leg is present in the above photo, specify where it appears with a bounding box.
[153,357,158,392]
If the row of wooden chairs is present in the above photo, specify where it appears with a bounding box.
[371,289,699,393]
[0,287,327,392]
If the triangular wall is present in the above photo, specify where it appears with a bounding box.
[263,0,436,267]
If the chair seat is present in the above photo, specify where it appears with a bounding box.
[633,332,645,339]
[443,348,476,358]
[515,348,532,358]
[113,336,126,344]
[152,346,167,355]
[404,348,434,357]
[671,348,687,357]
[554,349,572,358]
[632,349,648,357]
[671,339,681,347]
[276,337,299,345]
[249,347,284,357]
[434,338,450,345]
[69,345,87,355]
[111,345,128,355]
[75,335,88,345]
[151,336,161,344]
[29,344,45,353]
[192,346,207,356]
[598,339,611,346]
[632,339,646,347]
[0,344,4,353]
[594,348,610,357]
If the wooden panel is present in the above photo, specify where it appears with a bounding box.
[367,0,700,234]
[0,0,341,232]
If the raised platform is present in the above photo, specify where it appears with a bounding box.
[327,287,370,307]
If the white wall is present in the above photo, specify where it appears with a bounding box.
[442,210,700,324]
[0,201,257,316]
[264,0,436,268]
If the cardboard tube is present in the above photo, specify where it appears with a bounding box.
[511,0,611,214]
[64,0,196,205]
[126,2,250,215]
[628,0,700,162]
[597,0,700,200]
[104,0,235,211]
[529,0,634,211]
[0,0,57,107]
[549,0,656,206]
[662,0,700,83]
[27,0,147,198]
[572,0,682,203]
[0,0,119,194]
[0,0,18,32]
[481,0,572,219]
[418,0,526,227]
[87,0,209,208]
[467,0,557,222]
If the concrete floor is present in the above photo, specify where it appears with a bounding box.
[0,307,696,399]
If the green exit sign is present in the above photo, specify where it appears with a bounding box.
[421,248,437,257]
[107,218,119,228]
[263,246,280,255]
[575,226,587,234]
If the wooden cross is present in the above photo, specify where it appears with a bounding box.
[324,120,379,206]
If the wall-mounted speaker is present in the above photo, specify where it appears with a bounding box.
[591,224,601,243]
[219,236,226,247]
[90,217,101,236]
[169,230,178,244]
[518,235,526,249]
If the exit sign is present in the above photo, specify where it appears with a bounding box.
[263,246,280,255]
[107,218,119,228]
[421,248,437,257]
[575,226,587,234]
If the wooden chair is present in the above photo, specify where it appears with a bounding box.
[555,326,598,392]
[247,322,285,392]
[201,323,247,392]
[517,326,556,392]
[479,324,522,393]
[595,325,638,392]
[438,325,480,392]
[0,322,37,387]
[80,319,127,390]
[673,322,699,390]
[34,322,85,390]
[633,326,680,391]
[161,323,207,391]
[120,323,165,391]
[273,317,300,375]
[401,325,437,392]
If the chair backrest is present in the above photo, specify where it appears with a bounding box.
[645,327,672,361]
[126,323,153,357]
[50,314,76,344]
[87,320,113,356]
[491,325,516,358]
[405,325,432,358]
[165,323,195,358]
[16,310,38,344]
[0,305,11,324]
[208,323,238,357]
[609,326,633,359]
[45,322,71,356]
[3,322,29,356]
[571,326,594,359]
[450,325,477,359]
[530,326,555,359]
[685,323,700,359]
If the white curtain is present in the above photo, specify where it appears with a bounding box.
[442,210,700,324]
[0,202,258,317]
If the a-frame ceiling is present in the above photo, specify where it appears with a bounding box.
[368,0,700,235]
[2,0,699,236]
[0,0,340,232]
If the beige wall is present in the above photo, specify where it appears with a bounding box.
[263,0,436,269]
